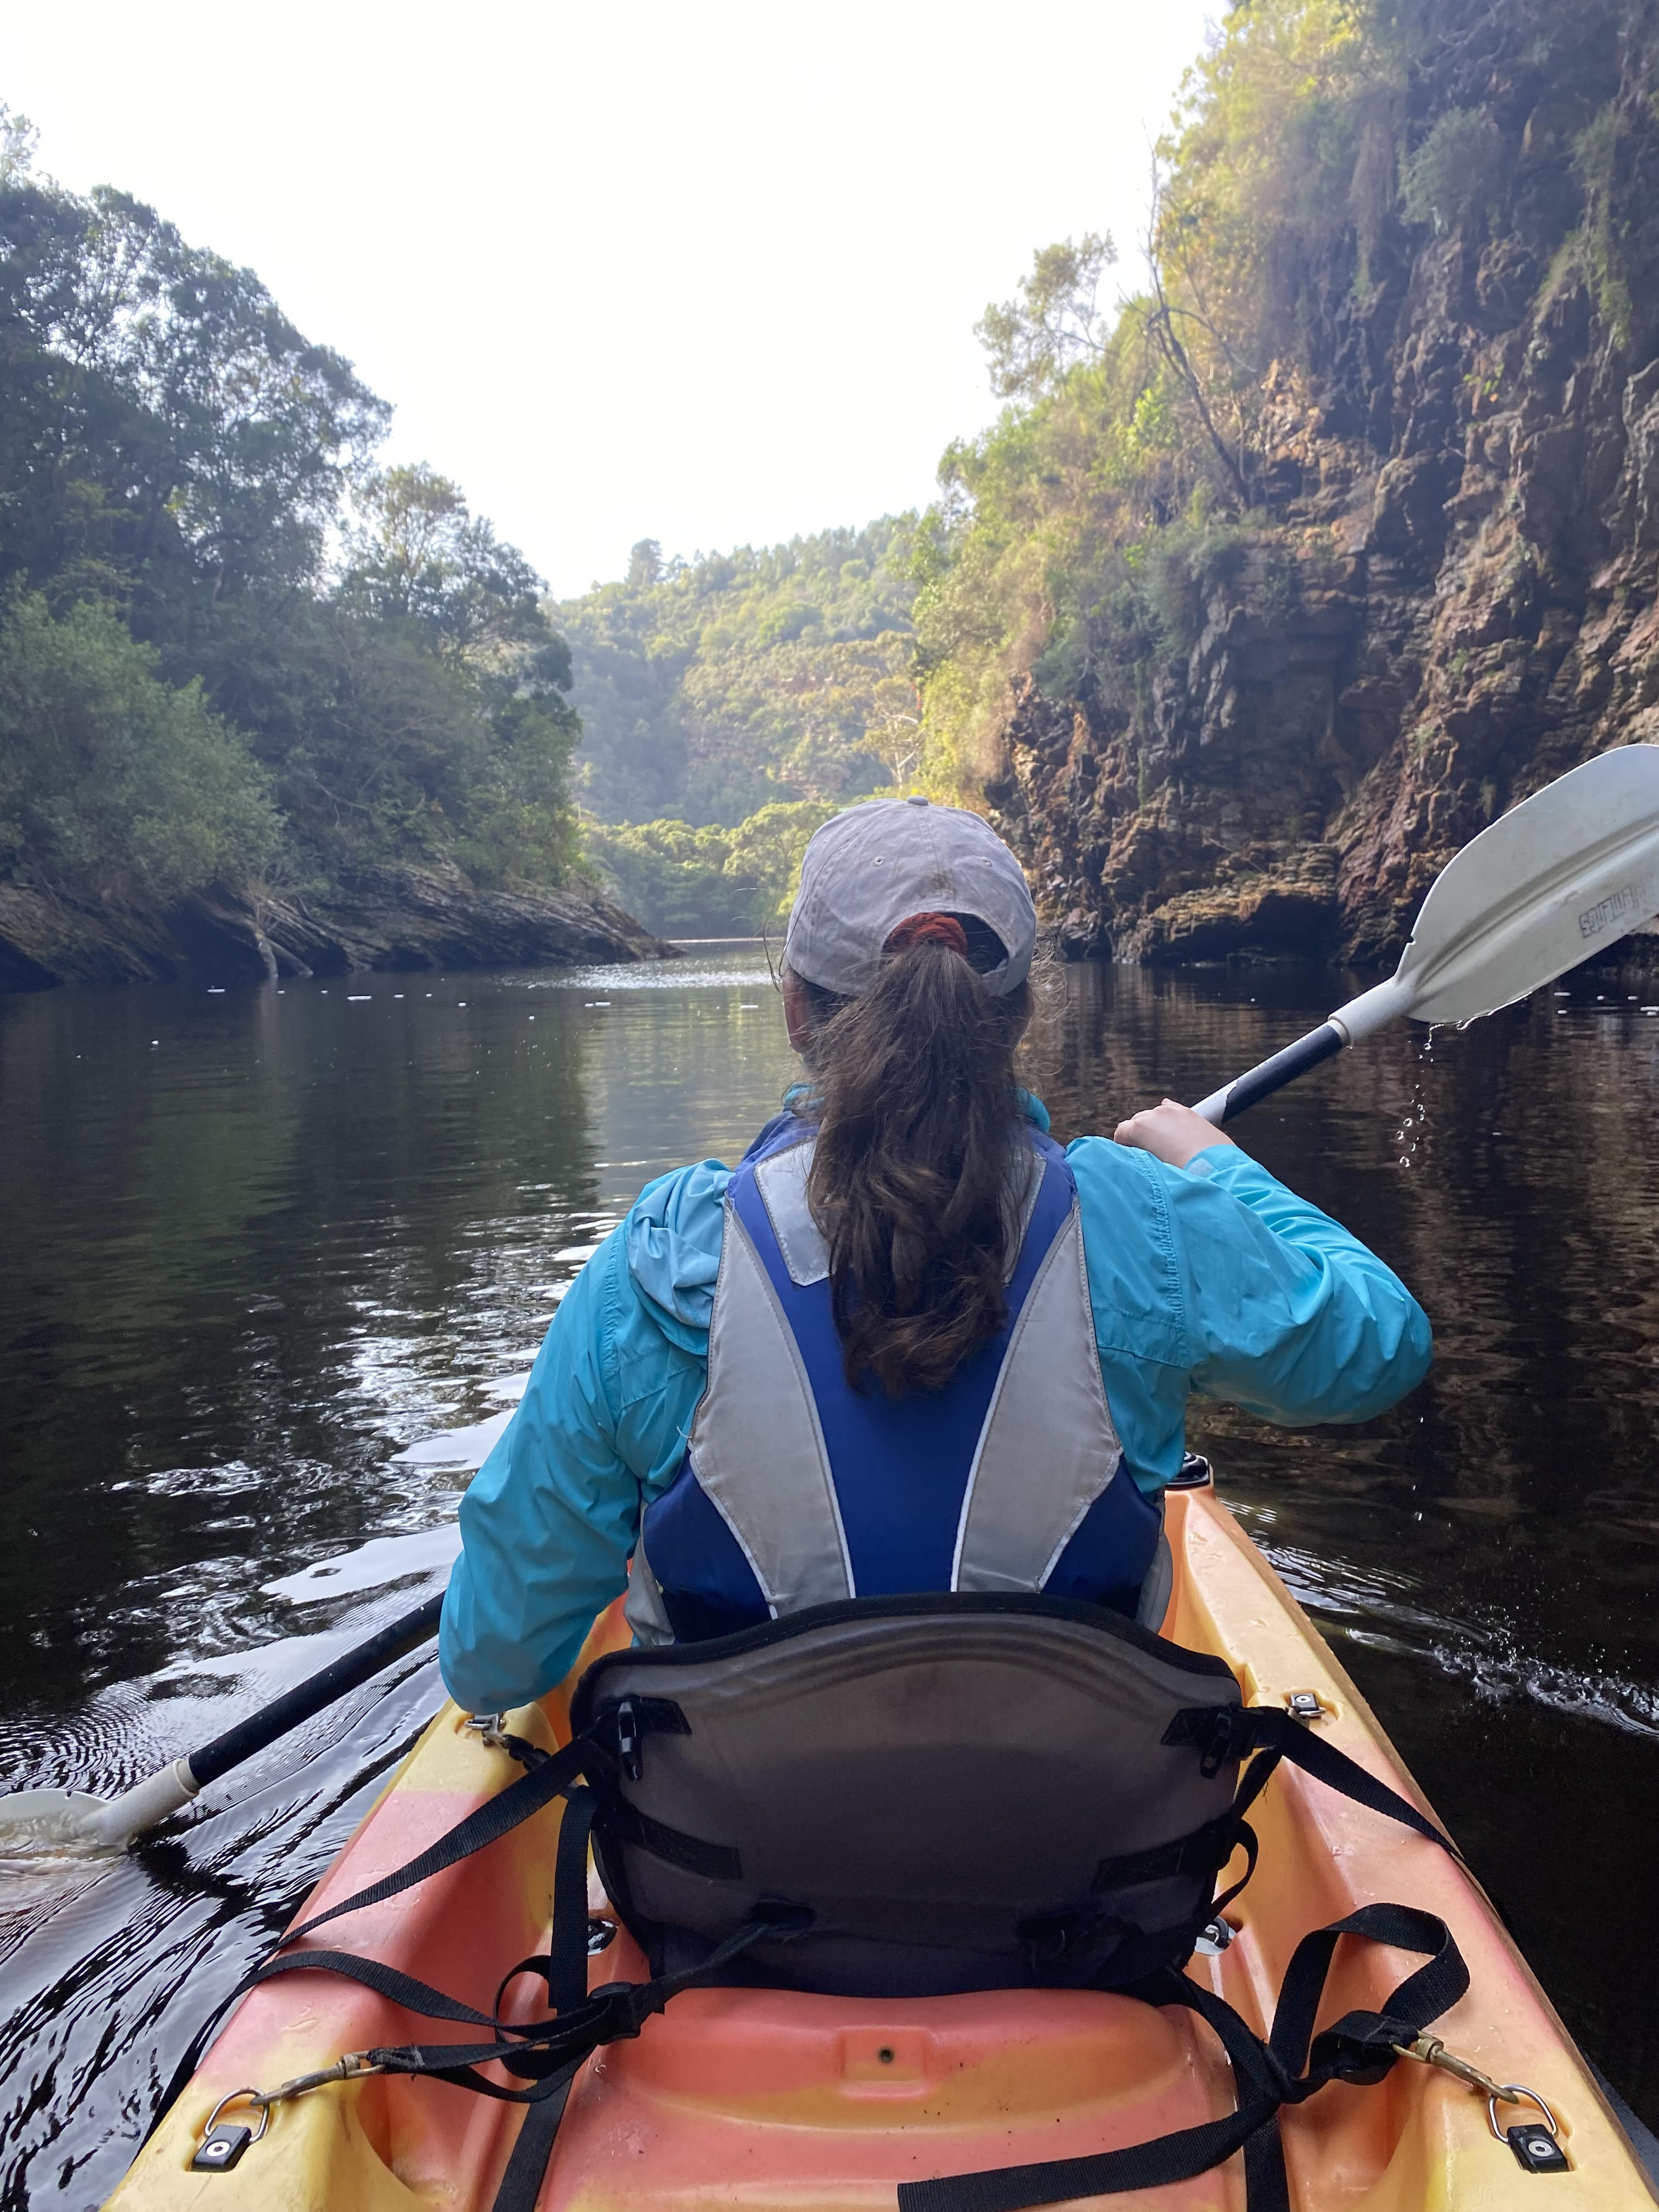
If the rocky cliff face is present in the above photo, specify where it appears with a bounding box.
[0,865,670,992]
[987,30,1659,968]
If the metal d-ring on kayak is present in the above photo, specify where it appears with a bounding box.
[1393,2033,1571,2169]
[189,2056,388,2174]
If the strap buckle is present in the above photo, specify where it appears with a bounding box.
[614,1698,642,1782]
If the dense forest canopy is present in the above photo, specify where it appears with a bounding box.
[0,110,580,923]
[560,520,916,826]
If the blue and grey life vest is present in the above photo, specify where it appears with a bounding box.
[626,1113,1169,1648]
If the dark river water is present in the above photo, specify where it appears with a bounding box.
[2,945,1658,2204]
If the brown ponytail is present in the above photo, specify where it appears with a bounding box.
[792,918,1031,1397]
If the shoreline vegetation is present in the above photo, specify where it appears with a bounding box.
[0,110,662,991]
[563,524,918,939]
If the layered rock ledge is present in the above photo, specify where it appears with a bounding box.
[0,865,671,992]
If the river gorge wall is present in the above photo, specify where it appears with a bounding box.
[984,23,1659,970]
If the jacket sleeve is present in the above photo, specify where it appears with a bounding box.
[1161,1144,1432,1425]
[438,1237,641,1713]
[438,1163,725,1713]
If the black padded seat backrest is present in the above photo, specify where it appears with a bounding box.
[570,1592,1244,1999]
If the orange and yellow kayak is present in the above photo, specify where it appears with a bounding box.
[105,1486,1658,2210]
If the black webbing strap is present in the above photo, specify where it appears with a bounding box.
[147,1725,612,2140]
[603,1801,743,1881]
[492,2080,575,2212]
[1276,1901,1470,2080]
[549,1782,600,2017]
[896,1904,1467,2212]
[902,2096,1287,2212]
[1235,1707,1465,1864]
[360,1914,787,2086]
[896,1717,1471,2212]
[163,1892,785,2113]
[283,1728,611,1946]
[151,1693,787,2210]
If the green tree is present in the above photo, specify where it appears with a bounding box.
[0,590,279,906]
[723,798,838,927]
[0,116,582,914]
[975,233,1117,399]
[583,797,837,936]
[342,464,551,658]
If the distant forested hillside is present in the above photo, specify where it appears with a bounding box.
[560,520,918,825]
[0,109,583,956]
[557,523,917,934]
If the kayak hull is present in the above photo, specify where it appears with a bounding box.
[104,1487,1657,2210]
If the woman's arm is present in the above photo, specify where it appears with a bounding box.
[439,1242,641,1713]
[438,1163,726,1712]
[1116,1100,1432,1425]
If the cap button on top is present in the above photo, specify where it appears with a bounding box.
[905,793,929,806]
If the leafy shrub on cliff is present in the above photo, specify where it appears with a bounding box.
[558,523,916,828]
[0,592,279,906]
[1401,106,1506,234]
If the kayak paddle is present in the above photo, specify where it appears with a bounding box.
[1193,746,1659,1124]
[0,1591,443,1850]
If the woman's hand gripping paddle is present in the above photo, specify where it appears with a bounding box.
[1191,746,1659,1126]
[0,1593,444,1851]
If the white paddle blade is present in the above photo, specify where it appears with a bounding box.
[1395,747,1659,1025]
[0,1787,115,1848]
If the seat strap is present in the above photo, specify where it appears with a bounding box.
[1235,1706,1465,1864]
[284,1727,613,1946]
[151,1713,798,2210]
[146,1725,613,2142]
[896,1905,1468,2212]
[492,2084,574,2212]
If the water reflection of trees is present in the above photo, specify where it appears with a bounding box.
[0,980,602,1705]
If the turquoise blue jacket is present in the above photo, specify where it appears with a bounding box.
[439,1103,1431,1712]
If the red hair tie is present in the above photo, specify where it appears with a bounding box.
[885,911,968,957]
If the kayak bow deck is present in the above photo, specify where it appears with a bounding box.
[105,1485,1656,2210]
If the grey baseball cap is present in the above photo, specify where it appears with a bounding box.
[783,795,1037,999]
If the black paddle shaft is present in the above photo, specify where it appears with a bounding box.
[1212,1020,1346,1124]
[186,1592,445,1787]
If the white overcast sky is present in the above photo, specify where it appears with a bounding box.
[2,2,1214,599]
